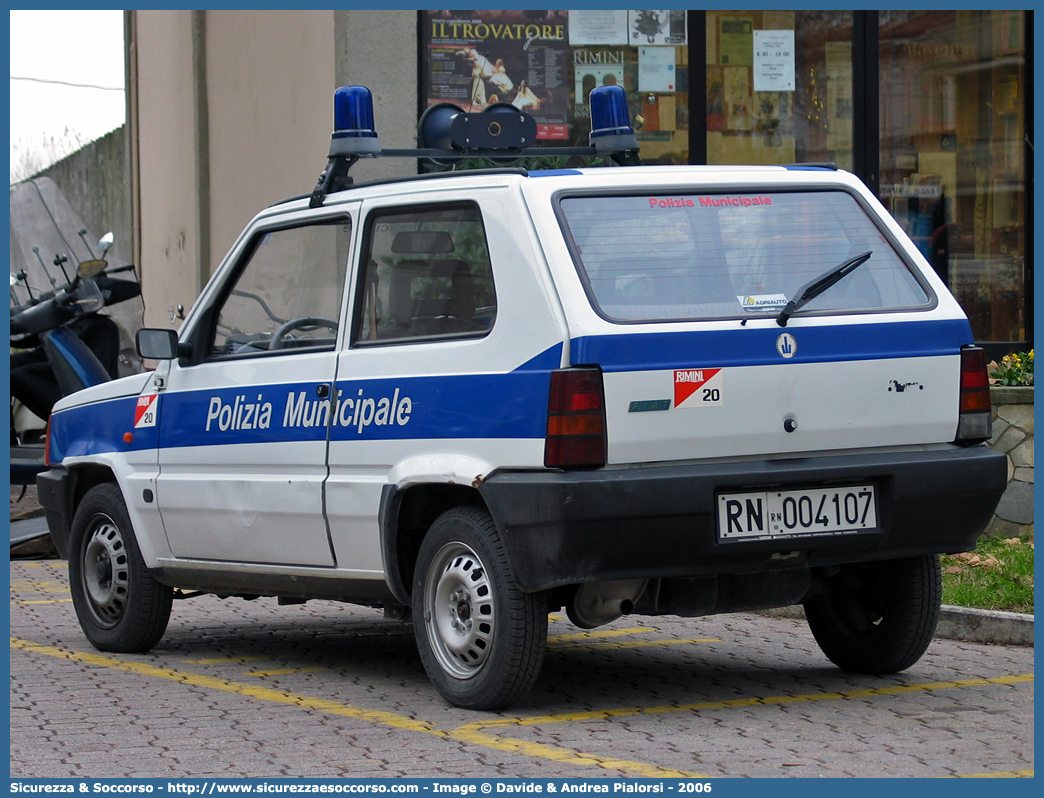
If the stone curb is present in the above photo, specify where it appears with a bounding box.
[758,604,1034,647]
[935,605,1035,647]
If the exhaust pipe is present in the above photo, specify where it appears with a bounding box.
[566,579,647,629]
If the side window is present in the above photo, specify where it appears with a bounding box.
[209,220,352,358]
[355,203,496,344]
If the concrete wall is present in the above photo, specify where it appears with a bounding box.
[131,10,206,329]
[334,9,419,183]
[203,10,336,272]
[129,9,420,330]
[37,126,132,266]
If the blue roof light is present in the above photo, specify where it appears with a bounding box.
[587,85,639,161]
[329,86,380,157]
[589,85,633,140]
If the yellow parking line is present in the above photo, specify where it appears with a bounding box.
[562,637,720,651]
[11,599,74,605]
[459,673,1035,730]
[9,580,69,594]
[11,634,1029,779]
[444,726,705,778]
[548,627,655,642]
[10,636,706,778]
[950,769,1034,778]
[248,667,334,677]
[11,562,63,569]
[184,655,304,665]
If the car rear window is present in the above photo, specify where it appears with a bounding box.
[558,190,931,322]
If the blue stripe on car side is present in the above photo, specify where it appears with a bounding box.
[48,357,562,459]
[571,319,973,372]
[155,372,552,449]
[47,321,970,461]
[47,396,159,463]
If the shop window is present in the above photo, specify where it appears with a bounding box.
[420,10,689,165]
[704,11,853,169]
[879,10,1027,345]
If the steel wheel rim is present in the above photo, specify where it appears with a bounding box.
[424,541,495,679]
[81,513,130,627]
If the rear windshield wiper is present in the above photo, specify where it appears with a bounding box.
[776,251,872,327]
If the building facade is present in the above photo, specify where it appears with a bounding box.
[126,9,1031,355]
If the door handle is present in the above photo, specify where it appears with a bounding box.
[316,384,330,398]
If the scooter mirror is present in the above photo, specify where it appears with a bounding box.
[76,259,108,279]
[97,232,114,254]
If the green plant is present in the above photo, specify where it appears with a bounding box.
[988,349,1034,386]
[941,535,1034,613]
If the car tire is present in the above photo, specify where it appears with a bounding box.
[412,505,547,710]
[804,555,941,674]
[68,482,173,653]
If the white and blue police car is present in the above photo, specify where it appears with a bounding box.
[37,86,1007,710]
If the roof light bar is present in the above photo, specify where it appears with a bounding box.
[310,84,642,207]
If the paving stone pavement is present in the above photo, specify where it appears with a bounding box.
[10,559,1034,780]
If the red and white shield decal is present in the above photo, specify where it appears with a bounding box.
[134,394,158,428]
[674,368,723,408]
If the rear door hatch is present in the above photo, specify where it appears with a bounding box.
[553,180,972,466]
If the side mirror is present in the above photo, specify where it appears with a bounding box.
[76,259,108,280]
[97,232,114,255]
[136,328,188,360]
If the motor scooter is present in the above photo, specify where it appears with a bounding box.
[10,178,145,487]
[10,247,142,484]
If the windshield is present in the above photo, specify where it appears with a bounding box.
[558,190,931,322]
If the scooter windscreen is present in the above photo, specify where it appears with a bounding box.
[10,176,144,377]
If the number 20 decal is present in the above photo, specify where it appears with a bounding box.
[674,368,724,408]
[134,394,159,428]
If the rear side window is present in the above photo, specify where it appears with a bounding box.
[559,191,931,322]
[355,203,496,344]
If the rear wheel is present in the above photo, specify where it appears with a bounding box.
[68,483,173,652]
[412,506,547,710]
[804,555,941,674]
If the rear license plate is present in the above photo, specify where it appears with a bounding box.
[718,485,877,542]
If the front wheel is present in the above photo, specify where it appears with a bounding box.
[68,483,173,652]
[804,555,941,674]
[412,506,547,710]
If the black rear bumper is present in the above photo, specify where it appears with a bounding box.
[478,445,1007,593]
[35,467,72,559]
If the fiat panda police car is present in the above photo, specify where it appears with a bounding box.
[38,86,1007,710]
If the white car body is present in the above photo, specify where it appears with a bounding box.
[39,159,1007,709]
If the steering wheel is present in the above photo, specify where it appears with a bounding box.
[269,317,339,350]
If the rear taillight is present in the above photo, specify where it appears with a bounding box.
[955,345,992,445]
[544,367,606,468]
[43,417,53,467]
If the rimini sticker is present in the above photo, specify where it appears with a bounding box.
[674,368,723,408]
[776,333,797,359]
[134,394,158,428]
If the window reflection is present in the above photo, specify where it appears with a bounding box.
[879,10,1026,344]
